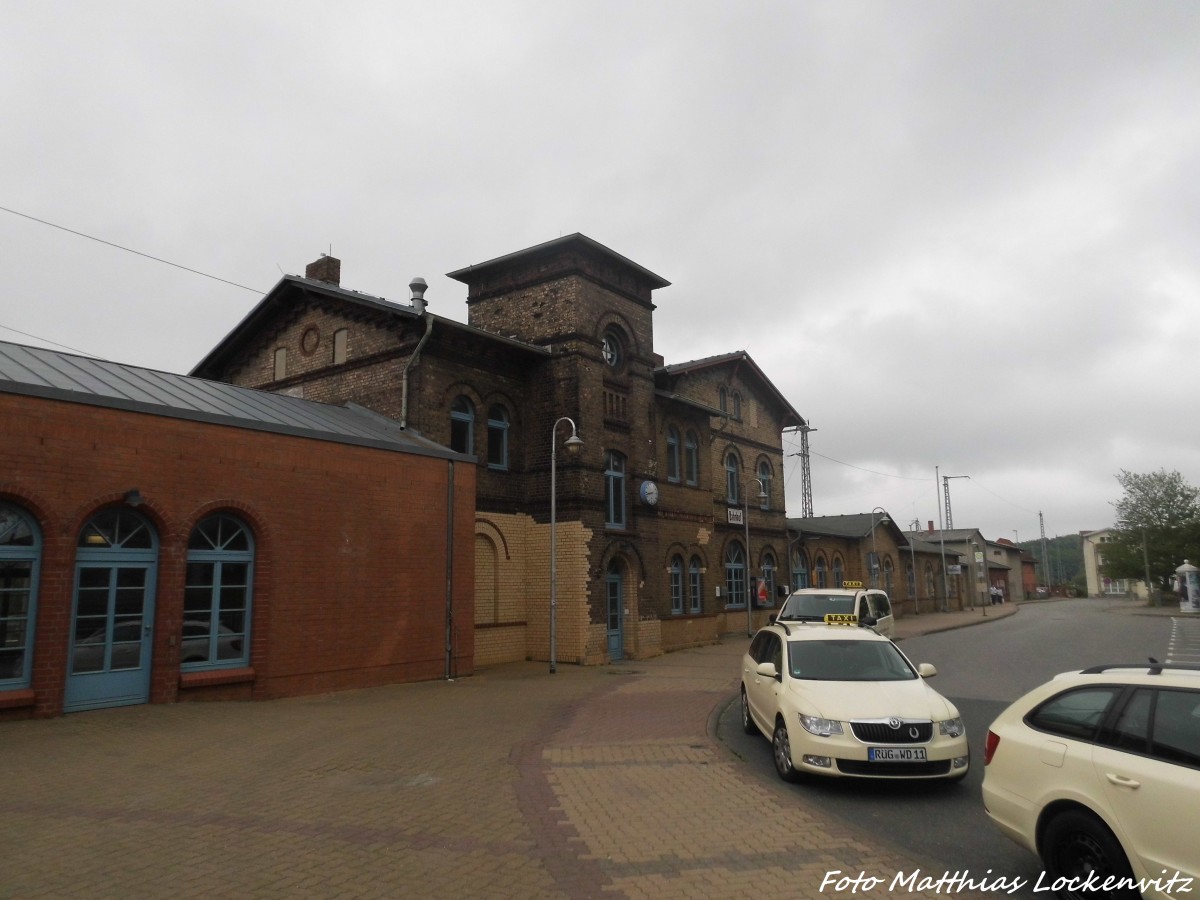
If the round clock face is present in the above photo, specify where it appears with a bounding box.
[641,481,659,505]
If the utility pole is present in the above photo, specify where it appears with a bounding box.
[1039,511,1050,594]
[942,474,969,530]
[936,466,949,612]
[799,424,816,518]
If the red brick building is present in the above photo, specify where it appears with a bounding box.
[194,234,807,666]
[0,342,474,719]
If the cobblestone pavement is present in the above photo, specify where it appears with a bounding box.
[8,599,1159,899]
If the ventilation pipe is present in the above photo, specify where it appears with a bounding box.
[400,277,433,430]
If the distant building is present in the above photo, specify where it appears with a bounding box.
[1081,528,1148,599]
[192,234,808,666]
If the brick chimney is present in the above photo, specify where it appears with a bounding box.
[928,521,935,533]
[305,254,341,285]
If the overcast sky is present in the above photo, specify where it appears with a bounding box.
[4,1,1199,545]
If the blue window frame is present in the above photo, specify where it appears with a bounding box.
[732,392,742,420]
[718,386,727,411]
[605,451,626,528]
[684,431,699,485]
[815,556,827,589]
[793,550,809,590]
[487,404,509,470]
[762,552,776,603]
[183,514,253,669]
[689,556,703,613]
[670,555,684,614]
[450,396,474,455]
[833,556,844,588]
[757,460,772,510]
[0,503,40,688]
[666,427,680,483]
[725,452,740,504]
[725,542,746,609]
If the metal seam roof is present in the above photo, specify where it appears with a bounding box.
[0,340,467,461]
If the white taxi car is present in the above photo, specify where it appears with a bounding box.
[740,617,969,781]
[982,662,1200,900]
[778,581,895,638]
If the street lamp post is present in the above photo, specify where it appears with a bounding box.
[744,477,768,636]
[909,518,920,615]
[549,417,583,674]
[869,507,890,588]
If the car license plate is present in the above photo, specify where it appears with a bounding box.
[869,747,927,762]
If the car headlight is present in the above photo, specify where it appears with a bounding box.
[799,714,843,736]
[938,716,965,738]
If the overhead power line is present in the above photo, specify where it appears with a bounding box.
[809,449,930,481]
[0,204,264,294]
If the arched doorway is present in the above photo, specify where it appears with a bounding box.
[605,559,624,661]
[66,508,159,712]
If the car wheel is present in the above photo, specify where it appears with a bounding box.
[1042,810,1137,900]
[772,718,800,783]
[740,688,757,735]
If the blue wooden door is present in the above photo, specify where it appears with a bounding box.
[606,562,623,661]
[65,509,158,712]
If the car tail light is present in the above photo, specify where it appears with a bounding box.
[984,729,1000,765]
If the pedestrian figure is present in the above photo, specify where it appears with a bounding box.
[989,584,1001,605]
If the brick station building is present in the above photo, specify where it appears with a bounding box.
[193,234,807,667]
[0,342,474,719]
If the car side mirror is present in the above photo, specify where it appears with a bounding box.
[917,663,937,678]
[755,661,779,680]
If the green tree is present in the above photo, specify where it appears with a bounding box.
[1104,468,1200,593]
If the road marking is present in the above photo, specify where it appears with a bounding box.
[1167,617,1200,664]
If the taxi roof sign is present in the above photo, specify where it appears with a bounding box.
[841,580,864,588]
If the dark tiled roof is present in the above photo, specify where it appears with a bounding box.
[0,340,467,461]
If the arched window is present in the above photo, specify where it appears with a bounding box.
[757,460,772,510]
[605,451,626,528]
[689,556,703,613]
[883,557,894,595]
[814,555,827,589]
[670,555,684,614]
[926,563,938,603]
[486,404,509,470]
[906,562,916,602]
[666,427,680,483]
[725,542,746,608]
[718,386,728,412]
[184,514,254,669]
[762,552,777,605]
[450,396,475,455]
[792,549,809,590]
[732,392,742,420]
[832,556,844,588]
[725,451,740,503]
[0,503,40,688]
[684,430,699,485]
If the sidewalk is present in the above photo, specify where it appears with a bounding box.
[2,606,1022,900]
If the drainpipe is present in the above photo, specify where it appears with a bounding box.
[445,460,456,680]
[400,277,432,430]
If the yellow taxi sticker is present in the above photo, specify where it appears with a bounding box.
[824,613,859,625]
[841,580,864,588]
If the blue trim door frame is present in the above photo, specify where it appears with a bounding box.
[65,561,157,712]
[606,562,623,661]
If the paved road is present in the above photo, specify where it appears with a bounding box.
[0,599,1179,899]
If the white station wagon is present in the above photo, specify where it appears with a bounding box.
[740,619,968,781]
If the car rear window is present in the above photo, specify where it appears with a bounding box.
[780,594,856,619]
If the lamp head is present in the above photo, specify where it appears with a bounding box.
[564,433,584,457]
